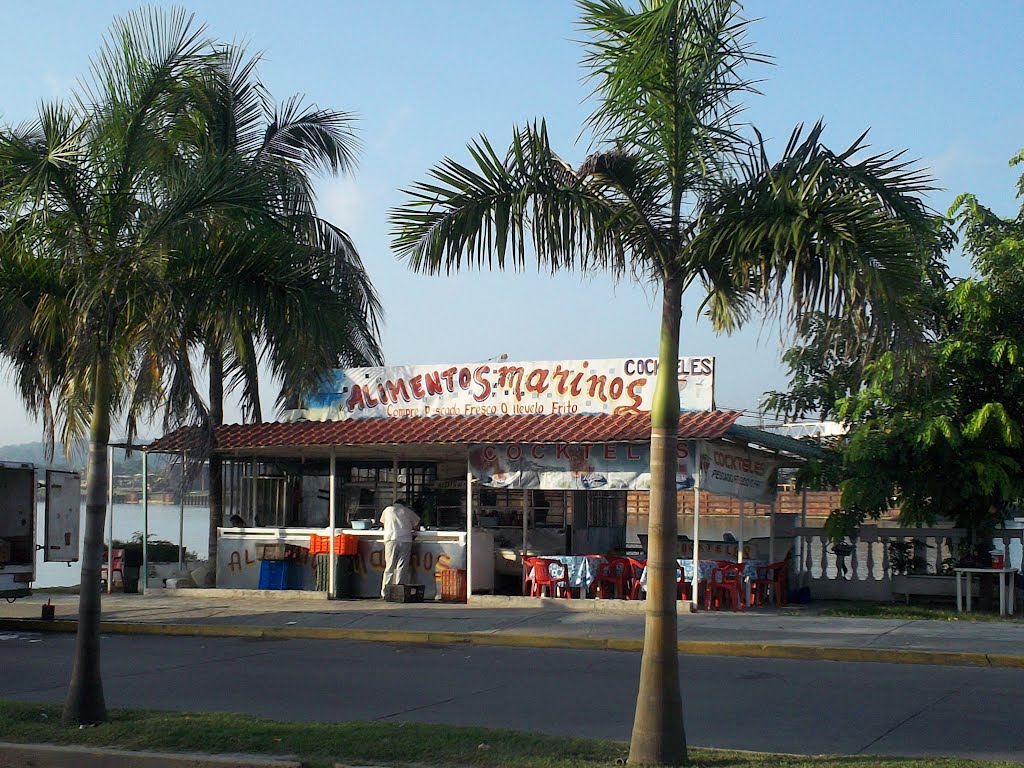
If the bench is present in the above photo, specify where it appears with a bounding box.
[890,574,969,605]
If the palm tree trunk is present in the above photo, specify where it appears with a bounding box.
[62,358,111,725]
[629,276,687,766]
[206,345,224,586]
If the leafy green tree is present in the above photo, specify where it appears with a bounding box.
[764,232,952,424]
[163,47,382,569]
[834,160,1024,556]
[771,158,1024,560]
[0,9,289,724]
[390,1,935,763]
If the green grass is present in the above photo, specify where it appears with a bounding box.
[1,702,1022,768]
[814,601,1024,623]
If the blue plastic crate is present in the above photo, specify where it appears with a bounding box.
[259,560,290,590]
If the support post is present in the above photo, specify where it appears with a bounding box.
[179,452,186,572]
[250,456,258,522]
[466,461,473,601]
[106,444,114,595]
[328,446,336,599]
[769,500,777,563]
[142,451,149,593]
[800,488,808,586]
[690,441,702,607]
[737,499,745,564]
[522,488,529,594]
[522,489,529,556]
[392,455,399,504]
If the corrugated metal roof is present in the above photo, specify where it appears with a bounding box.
[147,410,742,454]
[725,423,827,459]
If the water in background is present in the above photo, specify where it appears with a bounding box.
[33,502,210,588]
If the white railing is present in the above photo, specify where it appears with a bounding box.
[791,524,1024,601]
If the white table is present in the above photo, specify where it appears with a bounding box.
[953,567,1017,616]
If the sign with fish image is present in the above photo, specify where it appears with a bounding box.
[468,441,697,491]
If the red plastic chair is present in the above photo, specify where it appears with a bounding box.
[100,548,126,591]
[751,557,789,607]
[531,558,572,598]
[705,562,745,611]
[627,558,647,599]
[595,557,632,599]
[629,558,689,601]
[522,555,537,596]
[677,563,692,601]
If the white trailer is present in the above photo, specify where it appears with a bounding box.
[0,462,81,600]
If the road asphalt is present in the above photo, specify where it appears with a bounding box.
[2,589,1023,767]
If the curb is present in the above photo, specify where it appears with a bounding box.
[4,617,1023,669]
[0,741,300,767]
[155,589,330,601]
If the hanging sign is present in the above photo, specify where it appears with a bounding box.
[698,441,778,503]
[297,356,714,421]
[468,441,696,491]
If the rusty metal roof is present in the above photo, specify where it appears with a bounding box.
[146,410,741,454]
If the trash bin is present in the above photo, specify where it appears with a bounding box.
[335,555,355,598]
[122,566,140,594]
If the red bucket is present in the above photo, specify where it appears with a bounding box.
[990,551,1005,569]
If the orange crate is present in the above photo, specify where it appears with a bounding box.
[308,534,353,555]
[307,533,360,555]
[308,534,325,554]
[440,568,467,603]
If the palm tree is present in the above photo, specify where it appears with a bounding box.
[389,1,937,764]
[0,9,281,724]
[165,48,382,570]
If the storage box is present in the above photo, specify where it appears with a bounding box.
[314,554,356,596]
[384,584,425,603]
[440,568,467,603]
[258,560,303,590]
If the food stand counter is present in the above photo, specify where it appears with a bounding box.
[216,527,493,598]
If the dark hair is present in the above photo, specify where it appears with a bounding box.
[395,498,408,506]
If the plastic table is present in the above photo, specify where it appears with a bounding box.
[639,559,766,594]
[953,566,1017,616]
[529,555,606,596]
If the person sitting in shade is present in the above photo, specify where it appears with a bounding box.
[380,498,421,597]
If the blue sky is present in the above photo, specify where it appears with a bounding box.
[1,1,1023,444]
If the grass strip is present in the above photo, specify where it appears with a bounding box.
[814,602,1024,623]
[2,701,1023,768]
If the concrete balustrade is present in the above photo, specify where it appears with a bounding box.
[789,524,1024,603]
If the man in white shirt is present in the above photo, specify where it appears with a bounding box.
[379,498,421,597]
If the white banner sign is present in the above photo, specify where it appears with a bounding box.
[699,441,778,504]
[301,356,714,420]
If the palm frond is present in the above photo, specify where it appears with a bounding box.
[580,0,763,191]
[260,96,360,177]
[690,121,940,355]
[391,121,631,277]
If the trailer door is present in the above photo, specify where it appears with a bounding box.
[45,469,81,562]
[0,462,36,598]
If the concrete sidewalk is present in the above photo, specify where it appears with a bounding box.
[3,590,1023,668]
